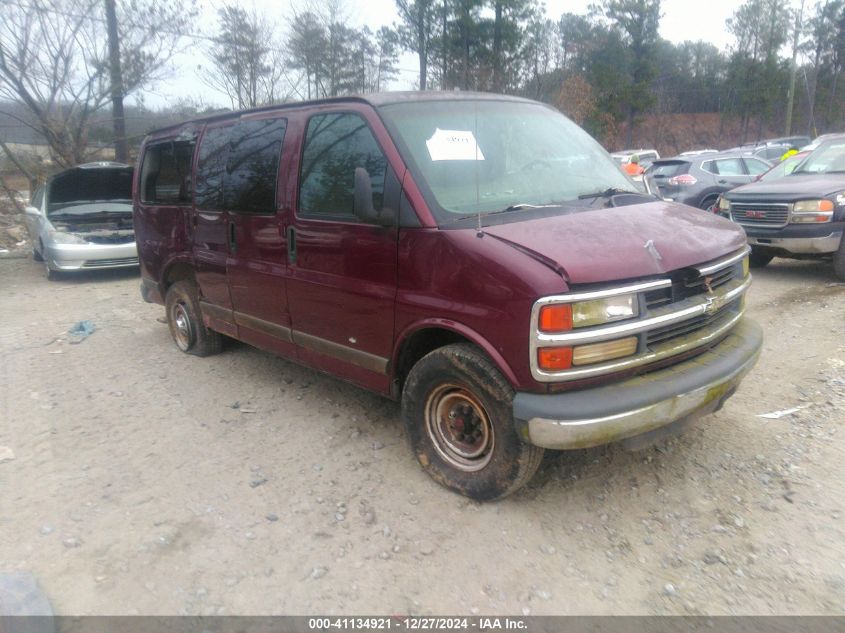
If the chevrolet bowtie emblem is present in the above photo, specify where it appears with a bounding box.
[644,239,662,261]
[703,293,727,316]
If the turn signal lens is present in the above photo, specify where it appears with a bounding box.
[742,255,750,278]
[537,347,573,371]
[572,337,638,366]
[539,304,573,332]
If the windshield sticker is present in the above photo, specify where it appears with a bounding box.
[426,128,485,162]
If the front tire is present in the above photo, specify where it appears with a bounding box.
[165,280,222,357]
[401,344,544,500]
[44,260,60,281]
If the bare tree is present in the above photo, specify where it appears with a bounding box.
[201,5,290,109]
[288,0,396,98]
[395,0,436,90]
[288,10,328,100]
[0,0,196,173]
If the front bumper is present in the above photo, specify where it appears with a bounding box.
[513,319,762,450]
[746,231,842,255]
[44,240,138,271]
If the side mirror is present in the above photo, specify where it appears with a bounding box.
[24,205,40,216]
[353,167,391,226]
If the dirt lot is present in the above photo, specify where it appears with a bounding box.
[1,252,844,616]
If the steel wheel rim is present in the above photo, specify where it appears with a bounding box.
[425,384,494,472]
[171,302,194,351]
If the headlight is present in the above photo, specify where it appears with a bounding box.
[572,294,638,328]
[538,295,638,332]
[48,230,88,245]
[791,199,833,223]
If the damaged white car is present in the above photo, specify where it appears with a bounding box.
[24,162,137,280]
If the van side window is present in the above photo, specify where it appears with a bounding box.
[140,140,195,204]
[224,118,287,214]
[196,124,233,210]
[299,113,386,218]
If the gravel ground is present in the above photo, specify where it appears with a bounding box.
[0,253,844,616]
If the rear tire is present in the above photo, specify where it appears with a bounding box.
[834,237,845,280]
[401,343,544,500]
[749,248,774,268]
[165,280,222,357]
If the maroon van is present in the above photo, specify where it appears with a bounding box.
[134,92,762,499]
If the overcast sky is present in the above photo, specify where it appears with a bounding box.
[137,0,770,109]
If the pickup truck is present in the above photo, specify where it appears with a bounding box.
[719,135,845,278]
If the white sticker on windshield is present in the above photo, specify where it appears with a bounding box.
[426,128,485,162]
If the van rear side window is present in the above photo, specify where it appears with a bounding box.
[195,118,287,214]
[225,118,287,214]
[140,140,195,204]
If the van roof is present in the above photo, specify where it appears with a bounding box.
[145,91,536,138]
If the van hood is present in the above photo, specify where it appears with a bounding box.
[481,201,746,285]
[726,173,845,200]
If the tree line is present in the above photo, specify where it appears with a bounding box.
[2,0,845,194]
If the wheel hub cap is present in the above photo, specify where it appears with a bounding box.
[425,385,494,472]
[172,302,193,351]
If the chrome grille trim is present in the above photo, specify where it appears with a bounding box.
[535,277,749,346]
[731,202,790,228]
[529,247,750,382]
[693,246,750,275]
[82,257,139,268]
[533,278,671,306]
[531,308,744,382]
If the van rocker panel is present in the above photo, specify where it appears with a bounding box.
[513,319,762,450]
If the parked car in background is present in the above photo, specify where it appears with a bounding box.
[757,150,811,182]
[611,148,660,169]
[679,149,719,156]
[713,151,814,218]
[766,135,812,149]
[24,162,137,280]
[719,136,845,277]
[644,152,771,210]
[801,132,845,152]
[729,138,807,162]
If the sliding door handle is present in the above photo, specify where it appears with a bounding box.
[228,220,237,253]
[287,225,296,264]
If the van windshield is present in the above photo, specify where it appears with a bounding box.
[378,99,634,223]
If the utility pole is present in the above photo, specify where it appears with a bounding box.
[785,0,806,137]
[105,0,128,162]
